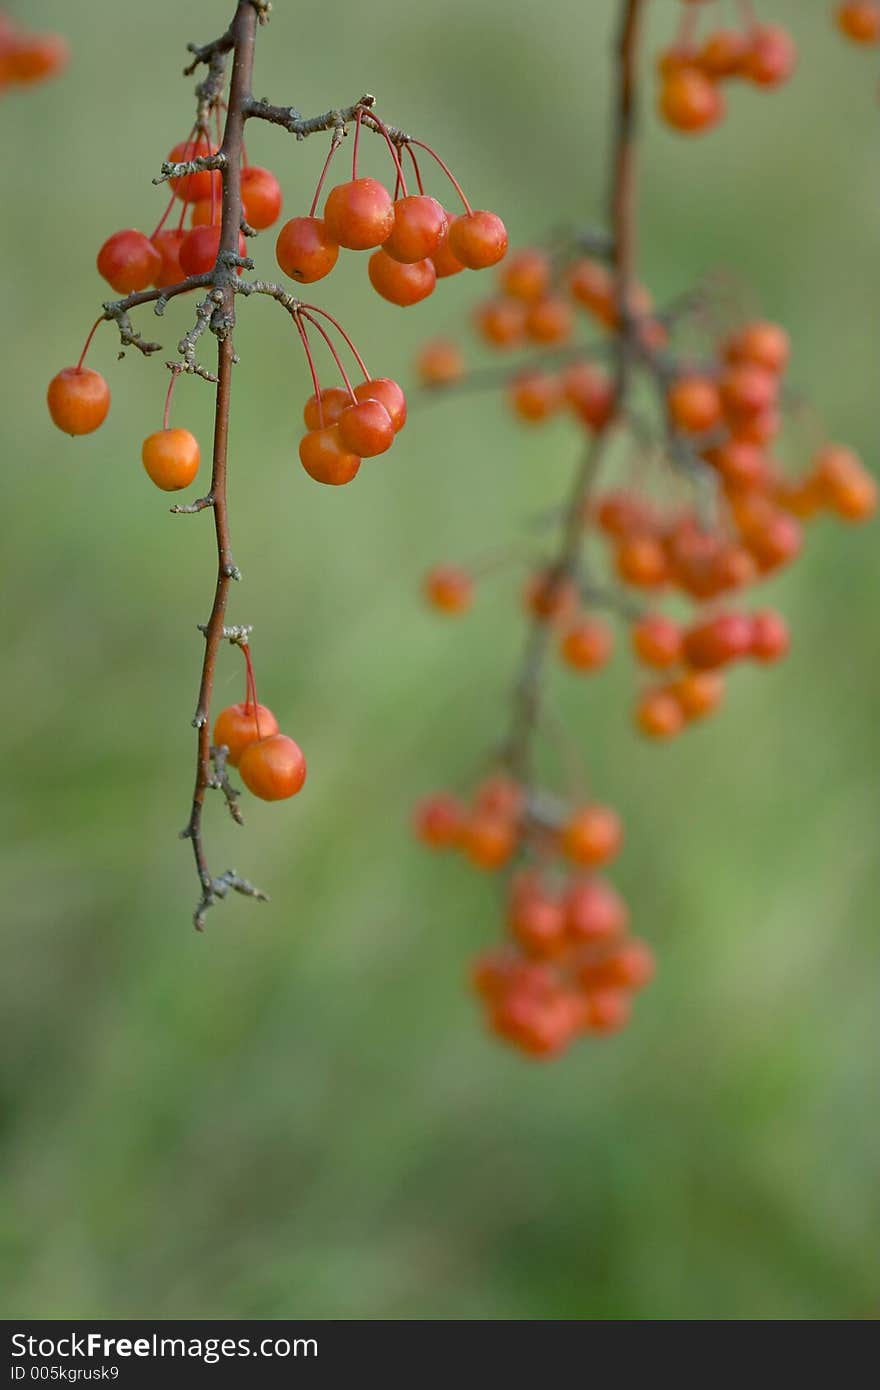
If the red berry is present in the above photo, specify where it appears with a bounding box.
[632,614,682,669]
[837,2,880,43]
[151,229,187,288]
[683,612,754,670]
[721,363,778,418]
[97,229,162,294]
[241,165,283,229]
[430,215,466,278]
[672,670,725,721]
[413,792,463,848]
[668,375,722,433]
[298,425,361,485]
[141,428,200,491]
[509,371,562,423]
[4,31,68,83]
[724,320,790,375]
[500,248,551,304]
[239,733,307,801]
[636,688,685,739]
[660,68,725,133]
[750,610,790,663]
[166,140,220,204]
[568,258,616,324]
[338,399,395,457]
[615,535,669,589]
[698,29,748,77]
[474,297,526,348]
[561,362,615,430]
[382,195,447,263]
[47,367,110,436]
[561,805,623,868]
[303,386,350,431]
[582,989,632,1037]
[524,296,574,345]
[353,378,407,432]
[560,618,613,672]
[179,226,247,276]
[813,445,878,522]
[323,178,394,250]
[508,888,567,958]
[742,25,797,87]
[461,814,516,870]
[213,702,280,767]
[564,877,629,943]
[368,249,436,306]
[416,339,465,386]
[275,216,339,284]
[424,565,473,614]
[524,571,578,624]
[447,210,509,270]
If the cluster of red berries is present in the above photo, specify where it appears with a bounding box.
[421,267,876,740]
[94,132,281,299]
[658,4,796,134]
[413,777,653,1058]
[0,12,67,93]
[836,1,880,44]
[213,644,306,803]
[274,106,507,306]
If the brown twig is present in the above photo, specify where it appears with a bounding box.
[499,0,647,784]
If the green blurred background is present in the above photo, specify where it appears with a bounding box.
[2,0,877,1320]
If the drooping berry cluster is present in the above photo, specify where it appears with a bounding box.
[0,11,67,93]
[273,105,506,309]
[43,1,507,930]
[409,0,876,1057]
[414,778,653,1059]
[657,1,796,134]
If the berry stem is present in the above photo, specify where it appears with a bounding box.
[404,138,471,214]
[162,366,181,430]
[298,309,357,400]
[309,132,342,218]
[298,302,371,380]
[406,143,426,196]
[240,641,262,737]
[75,317,104,372]
[363,108,408,196]
[292,312,325,426]
[351,104,363,179]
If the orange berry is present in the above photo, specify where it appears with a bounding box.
[5,31,69,83]
[368,248,436,306]
[97,228,162,294]
[560,618,613,672]
[166,140,220,203]
[303,386,350,431]
[323,177,394,250]
[721,363,778,418]
[474,297,526,348]
[698,29,748,77]
[673,670,725,720]
[416,339,465,387]
[561,361,615,430]
[523,570,578,623]
[750,610,790,663]
[446,210,509,269]
[724,320,790,374]
[660,68,725,133]
[353,378,407,432]
[509,370,562,423]
[508,888,567,958]
[430,215,466,278]
[382,195,447,264]
[500,248,552,303]
[241,165,282,229]
[615,534,669,589]
[636,687,685,739]
[413,792,463,848]
[561,805,623,868]
[632,613,682,669]
[213,702,279,766]
[564,877,629,943]
[568,258,616,325]
[141,428,200,491]
[582,988,632,1036]
[524,296,574,345]
[813,445,878,522]
[151,228,187,288]
[461,814,517,870]
[837,2,880,43]
[668,375,723,433]
[239,733,307,801]
[424,565,473,614]
[275,216,339,284]
[47,367,110,436]
[338,399,395,457]
[742,25,797,87]
[298,425,361,485]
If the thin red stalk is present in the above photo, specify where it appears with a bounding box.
[364,110,408,195]
[293,312,325,426]
[299,302,371,380]
[299,309,357,400]
[309,134,341,218]
[240,643,262,736]
[150,188,179,240]
[76,317,103,371]
[405,138,471,214]
[351,105,363,178]
[162,367,180,430]
[406,143,426,196]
